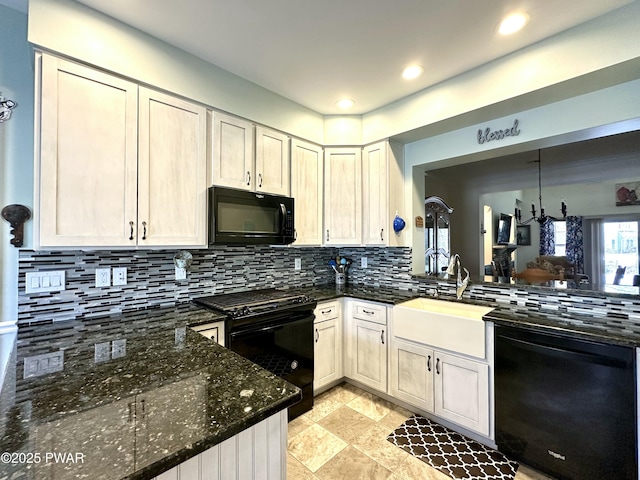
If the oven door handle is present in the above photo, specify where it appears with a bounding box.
[229,323,284,338]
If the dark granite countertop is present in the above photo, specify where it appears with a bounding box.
[290,283,640,348]
[484,306,640,348]
[0,304,300,480]
[282,284,421,305]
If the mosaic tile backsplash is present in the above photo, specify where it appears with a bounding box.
[17,246,640,325]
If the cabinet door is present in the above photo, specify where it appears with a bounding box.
[434,351,490,436]
[362,142,388,245]
[38,54,138,247]
[290,139,323,245]
[211,111,254,189]
[137,375,208,468]
[255,126,290,195]
[324,147,362,245]
[314,318,342,392]
[351,318,387,392]
[389,340,434,412]
[138,88,207,247]
[33,397,136,479]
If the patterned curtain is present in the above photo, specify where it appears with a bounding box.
[539,220,555,255]
[565,216,584,273]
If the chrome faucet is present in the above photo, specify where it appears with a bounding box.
[446,253,470,300]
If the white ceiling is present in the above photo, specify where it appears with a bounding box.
[3,0,635,114]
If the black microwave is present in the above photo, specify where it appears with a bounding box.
[209,186,295,245]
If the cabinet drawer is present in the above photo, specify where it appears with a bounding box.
[353,302,387,324]
[314,301,340,322]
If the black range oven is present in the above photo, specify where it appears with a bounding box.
[194,289,315,420]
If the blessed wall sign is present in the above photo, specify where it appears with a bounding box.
[477,119,520,144]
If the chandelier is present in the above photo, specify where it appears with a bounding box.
[515,149,567,225]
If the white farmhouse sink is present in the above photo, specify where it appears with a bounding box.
[393,298,494,359]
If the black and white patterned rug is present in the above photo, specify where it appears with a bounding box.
[387,415,518,480]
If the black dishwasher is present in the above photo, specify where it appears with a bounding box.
[495,324,637,480]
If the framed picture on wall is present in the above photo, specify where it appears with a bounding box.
[516,225,531,246]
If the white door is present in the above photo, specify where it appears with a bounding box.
[38,54,138,247]
[211,111,254,189]
[314,318,342,392]
[390,339,434,411]
[290,139,323,245]
[324,147,362,245]
[434,351,490,436]
[362,142,388,245]
[138,88,207,247]
[351,319,387,392]
[255,126,290,195]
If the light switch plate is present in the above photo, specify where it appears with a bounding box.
[113,267,127,286]
[23,351,64,379]
[295,258,302,270]
[361,257,368,268]
[25,271,66,294]
[112,339,126,359]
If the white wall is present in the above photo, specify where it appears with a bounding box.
[27,0,325,144]
[363,1,640,145]
[0,4,34,326]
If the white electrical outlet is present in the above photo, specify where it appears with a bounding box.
[361,257,368,268]
[95,268,110,287]
[175,266,187,280]
[294,258,302,270]
[113,267,127,286]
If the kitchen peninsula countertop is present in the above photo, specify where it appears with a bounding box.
[0,304,301,480]
[284,284,421,305]
[292,283,640,348]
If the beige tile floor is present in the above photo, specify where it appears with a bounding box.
[287,382,556,480]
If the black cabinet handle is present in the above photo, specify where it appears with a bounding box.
[381,329,385,345]
[436,358,440,375]
[141,221,147,240]
[129,221,134,241]
[258,173,263,188]
[380,228,384,241]
[427,355,431,372]
[246,171,251,186]
[321,309,333,314]
[315,328,319,343]
[363,309,374,315]
[326,229,330,241]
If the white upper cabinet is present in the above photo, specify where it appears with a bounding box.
[255,126,290,195]
[211,112,290,195]
[210,111,254,190]
[362,141,405,247]
[290,139,323,245]
[324,147,362,245]
[38,54,139,248]
[137,88,208,247]
[36,54,207,248]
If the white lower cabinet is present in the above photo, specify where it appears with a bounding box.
[313,301,342,393]
[390,337,491,437]
[345,299,388,393]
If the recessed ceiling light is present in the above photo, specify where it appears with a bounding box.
[498,12,529,35]
[336,98,355,109]
[402,65,424,80]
